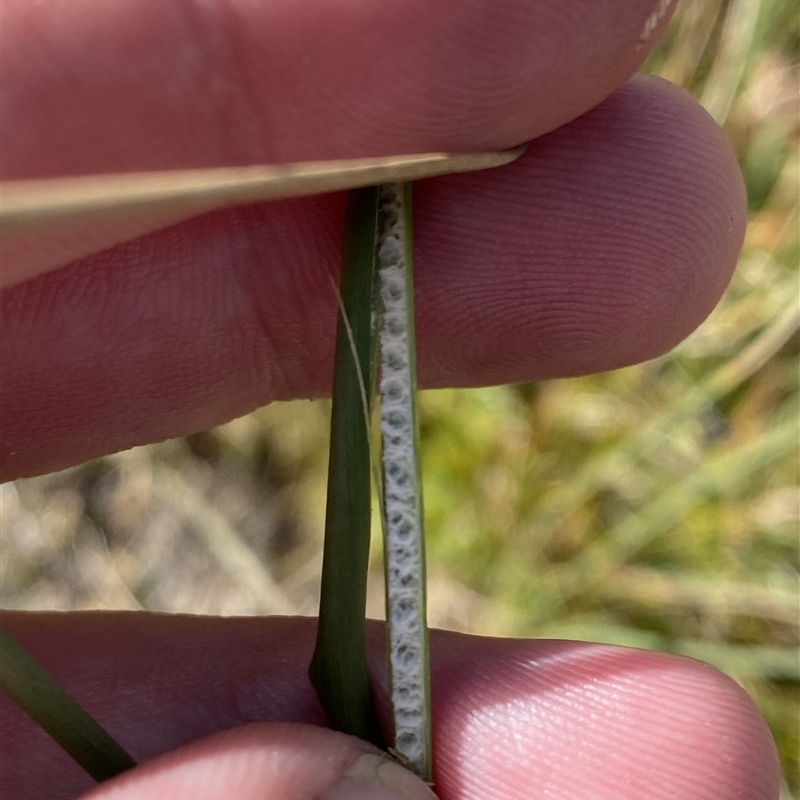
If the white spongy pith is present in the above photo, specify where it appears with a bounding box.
[377,183,429,776]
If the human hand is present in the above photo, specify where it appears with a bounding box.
[0,0,779,798]
[1,614,780,800]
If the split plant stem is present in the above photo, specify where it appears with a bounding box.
[308,181,433,780]
[376,183,431,781]
[308,149,527,774]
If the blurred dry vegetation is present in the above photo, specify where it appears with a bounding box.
[1,0,798,793]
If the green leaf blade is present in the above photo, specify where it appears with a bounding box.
[0,627,136,783]
[308,186,385,748]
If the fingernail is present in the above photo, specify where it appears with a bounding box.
[316,753,437,800]
[639,0,673,45]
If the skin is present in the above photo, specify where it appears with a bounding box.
[0,0,781,798]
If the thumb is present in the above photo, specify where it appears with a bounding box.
[78,722,436,800]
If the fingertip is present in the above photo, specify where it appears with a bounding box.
[414,72,748,385]
[587,72,748,367]
[80,724,436,800]
[658,656,782,799]
[432,639,779,800]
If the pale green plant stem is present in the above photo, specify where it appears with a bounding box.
[1,148,525,236]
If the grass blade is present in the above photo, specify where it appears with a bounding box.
[0,627,136,782]
[376,183,431,780]
[539,403,800,615]
[308,186,385,747]
[1,148,525,237]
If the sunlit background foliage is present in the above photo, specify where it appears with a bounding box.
[1,0,797,793]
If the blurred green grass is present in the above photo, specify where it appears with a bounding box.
[1,0,798,793]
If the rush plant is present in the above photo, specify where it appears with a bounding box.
[0,147,523,785]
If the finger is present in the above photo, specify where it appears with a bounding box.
[0,149,524,288]
[4,0,676,287]
[0,76,746,480]
[0,613,780,800]
[4,0,674,182]
[79,725,435,800]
